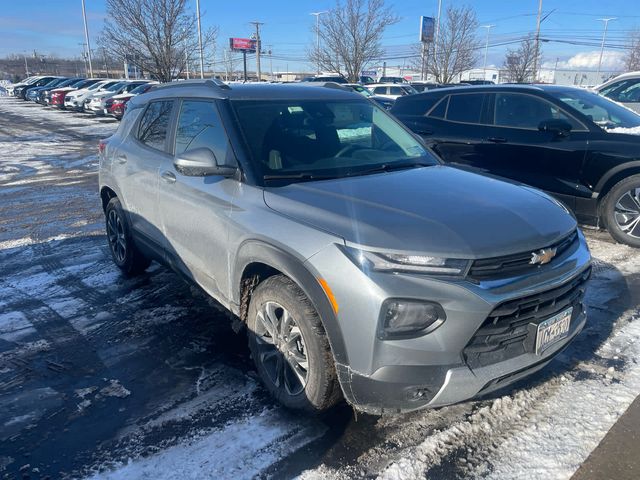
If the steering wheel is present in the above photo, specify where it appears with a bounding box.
[334,144,358,158]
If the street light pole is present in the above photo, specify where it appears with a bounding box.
[597,17,617,77]
[481,24,495,78]
[432,0,442,80]
[196,0,204,78]
[310,12,327,75]
[81,0,93,78]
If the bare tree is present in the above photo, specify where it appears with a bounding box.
[309,0,399,82]
[99,0,217,82]
[625,30,640,71]
[425,5,479,83]
[503,36,539,83]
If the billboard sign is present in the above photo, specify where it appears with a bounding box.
[420,16,435,43]
[229,37,257,53]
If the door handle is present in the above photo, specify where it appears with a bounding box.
[486,137,507,143]
[161,171,176,184]
[115,155,127,164]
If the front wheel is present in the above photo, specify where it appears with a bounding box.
[105,197,151,276]
[247,275,342,412]
[601,174,640,248]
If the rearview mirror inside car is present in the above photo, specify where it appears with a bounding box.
[174,148,236,177]
[538,118,572,137]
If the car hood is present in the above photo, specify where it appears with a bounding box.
[51,87,77,93]
[263,165,577,258]
[92,92,115,100]
[112,93,134,100]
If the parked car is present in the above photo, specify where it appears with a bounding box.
[410,82,441,93]
[595,71,640,113]
[300,75,348,84]
[99,80,591,414]
[35,77,84,104]
[64,79,119,111]
[108,82,158,120]
[378,76,408,84]
[465,80,495,85]
[25,77,66,101]
[14,76,58,99]
[359,75,376,84]
[6,76,41,96]
[85,80,148,115]
[392,84,640,247]
[368,83,418,100]
[49,78,102,108]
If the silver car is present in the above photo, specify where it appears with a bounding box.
[99,80,592,414]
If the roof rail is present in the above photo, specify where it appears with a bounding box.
[154,79,231,91]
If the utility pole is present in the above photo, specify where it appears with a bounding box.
[597,17,617,77]
[196,0,204,78]
[310,12,327,75]
[532,0,543,83]
[81,0,93,78]
[23,53,29,76]
[250,21,264,81]
[481,24,495,78]
[268,44,274,80]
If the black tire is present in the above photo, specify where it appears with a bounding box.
[601,174,640,248]
[105,197,151,276]
[247,275,342,412]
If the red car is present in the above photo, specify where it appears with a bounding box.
[49,78,102,109]
[108,83,157,119]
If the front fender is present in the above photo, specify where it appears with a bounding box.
[232,240,349,365]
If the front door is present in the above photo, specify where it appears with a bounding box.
[158,99,239,300]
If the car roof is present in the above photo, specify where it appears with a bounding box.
[136,80,362,104]
[368,83,412,87]
[405,83,589,96]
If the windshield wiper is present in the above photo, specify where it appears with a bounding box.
[355,160,435,176]
[263,173,341,182]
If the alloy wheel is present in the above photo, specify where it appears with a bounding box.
[614,187,640,239]
[106,209,127,263]
[254,301,309,396]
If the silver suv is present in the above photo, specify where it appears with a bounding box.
[99,80,592,414]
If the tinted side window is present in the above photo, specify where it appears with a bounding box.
[606,79,640,102]
[390,86,403,95]
[428,96,448,118]
[446,93,484,123]
[373,87,386,94]
[137,100,174,151]
[494,93,581,130]
[175,100,231,163]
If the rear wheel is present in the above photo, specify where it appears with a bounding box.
[601,174,640,248]
[247,275,342,412]
[105,197,151,276]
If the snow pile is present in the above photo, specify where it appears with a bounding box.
[605,125,640,135]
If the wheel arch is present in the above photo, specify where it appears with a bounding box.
[100,186,118,212]
[233,240,349,366]
[595,162,640,202]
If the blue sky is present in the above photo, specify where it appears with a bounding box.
[1,0,638,73]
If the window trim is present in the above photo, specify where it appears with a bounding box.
[425,95,449,118]
[438,92,489,126]
[134,99,177,154]
[491,91,589,132]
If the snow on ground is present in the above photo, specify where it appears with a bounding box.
[1,96,640,480]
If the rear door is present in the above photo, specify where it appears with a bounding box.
[111,99,176,250]
[479,92,590,207]
[158,99,239,299]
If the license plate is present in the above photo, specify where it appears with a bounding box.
[104,108,109,115]
[536,307,572,355]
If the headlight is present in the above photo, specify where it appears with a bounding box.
[379,299,446,339]
[343,246,470,275]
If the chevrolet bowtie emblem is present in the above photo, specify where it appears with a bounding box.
[530,247,557,265]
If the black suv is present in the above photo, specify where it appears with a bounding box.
[392,84,640,247]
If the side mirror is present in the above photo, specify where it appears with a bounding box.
[173,147,236,177]
[538,118,572,137]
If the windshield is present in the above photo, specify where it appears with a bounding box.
[349,85,372,97]
[130,83,151,94]
[232,99,436,184]
[107,82,126,92]
[548,89,640,129]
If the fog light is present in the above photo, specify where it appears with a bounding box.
[378,299,445,339]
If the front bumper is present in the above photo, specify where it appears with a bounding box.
[307,230,592,414]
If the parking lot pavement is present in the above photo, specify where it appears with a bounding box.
[1,96,640,480]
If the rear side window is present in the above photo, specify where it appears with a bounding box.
[390,86,403,95]
[137,100,174,151]
[428,96,448,118]
[174,100,232,163]
[373,87,386,95]
[446,93,485,123]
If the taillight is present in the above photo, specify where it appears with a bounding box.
[98,140,106,154]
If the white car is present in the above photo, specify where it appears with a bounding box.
[368,83,418,100]
[64,79,121,111]
[595,71,640,113]
[85,81,149,115]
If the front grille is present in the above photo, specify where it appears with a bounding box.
[469,231,578,280]
[463,267,591,369]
